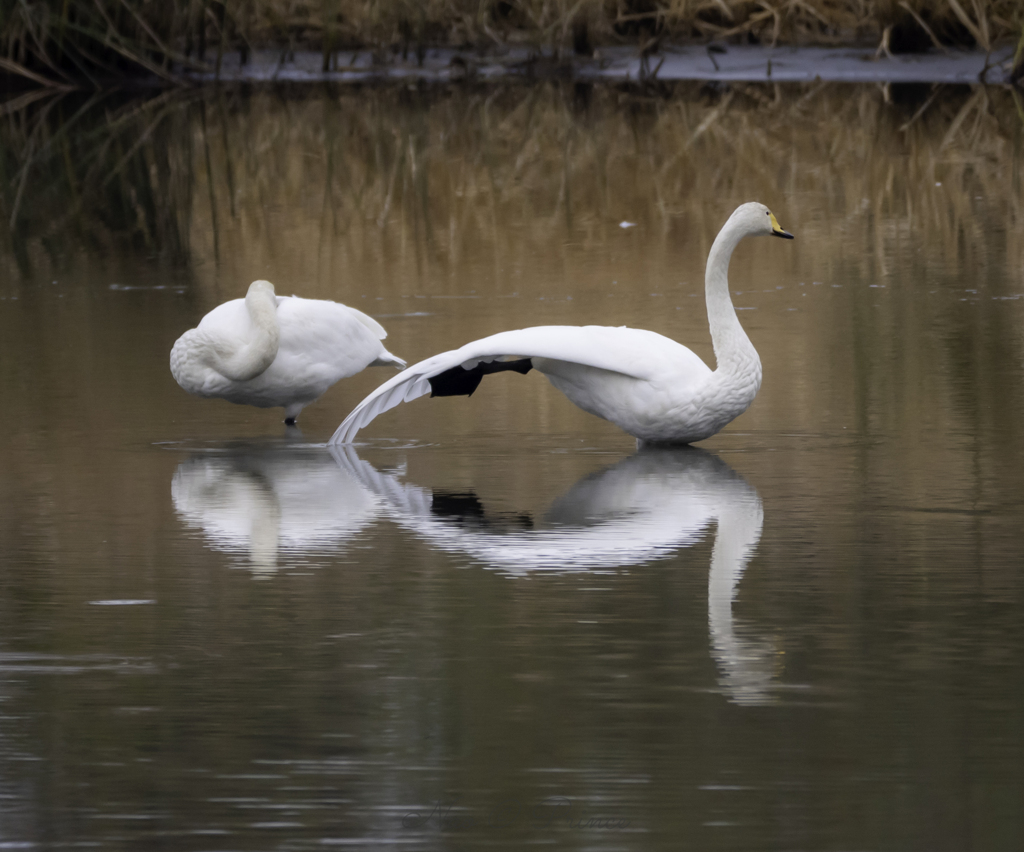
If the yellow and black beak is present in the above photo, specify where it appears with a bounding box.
[769,211,794,240]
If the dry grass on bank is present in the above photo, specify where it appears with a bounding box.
[1,1,1023,87]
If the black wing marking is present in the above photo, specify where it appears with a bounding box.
[428,358,533,398]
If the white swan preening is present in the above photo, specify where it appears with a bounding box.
[330,202,793,445]
[171,280,406,424]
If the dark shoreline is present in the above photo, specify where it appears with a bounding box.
[2,43,1020,96]
[188,44,1018,86]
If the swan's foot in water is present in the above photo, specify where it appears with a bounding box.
[284,416,297,426]
[283,403,303,426]
[637,436,696,450]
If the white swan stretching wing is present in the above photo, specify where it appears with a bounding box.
[171,280,406,424]
[330,202,792,445]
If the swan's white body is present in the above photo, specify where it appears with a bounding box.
[170,280,406,423]
[330,202,792,445]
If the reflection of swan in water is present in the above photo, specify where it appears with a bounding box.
[332,445,778,704]
[171,447,382,575]
[704,487,778,706]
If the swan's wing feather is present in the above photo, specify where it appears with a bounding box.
[330,364,442,444]
[327,359,444,444]
[273,298,391,380]
[345,306,389,340]
[329,326,702,444]
[454,326,690,380]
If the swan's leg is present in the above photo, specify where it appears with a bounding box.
[284,403,303,425]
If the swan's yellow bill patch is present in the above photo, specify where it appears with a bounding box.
[769,211,794,239]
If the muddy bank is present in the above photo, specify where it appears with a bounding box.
[188,44,1019,86]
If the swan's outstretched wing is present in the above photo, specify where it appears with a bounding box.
[329,325,701,444]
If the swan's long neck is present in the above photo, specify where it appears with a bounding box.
[215,283,280,382]
[704,222,761,384]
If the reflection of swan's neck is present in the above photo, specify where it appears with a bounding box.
[216,281,280,382]
[705,220,761,387]
[706,496,763,606]
[246,475,282,575]
[707,493,775,705]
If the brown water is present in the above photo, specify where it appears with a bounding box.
[1,81,1023,850]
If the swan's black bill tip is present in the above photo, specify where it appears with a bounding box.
[773,230,795,240]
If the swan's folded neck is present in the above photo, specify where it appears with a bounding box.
[704,223,762,391]
[214,283,281,382]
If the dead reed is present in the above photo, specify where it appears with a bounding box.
[2,1,1022,87]
[3,80,1020,289]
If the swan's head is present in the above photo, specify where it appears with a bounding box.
[729,202,794,240]
[247,279,277,298]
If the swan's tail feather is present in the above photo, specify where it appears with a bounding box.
[370,349,407,369]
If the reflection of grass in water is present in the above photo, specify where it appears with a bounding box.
[1,1,1022,86]
[2,81,1020,285]
[0,90,197,278]
[176,80,1021,290]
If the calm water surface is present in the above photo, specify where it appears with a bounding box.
[1,82,1023,850]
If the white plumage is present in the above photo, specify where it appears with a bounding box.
[170,280,406,424]
[329,202,793,445]
[172,447,383,574]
